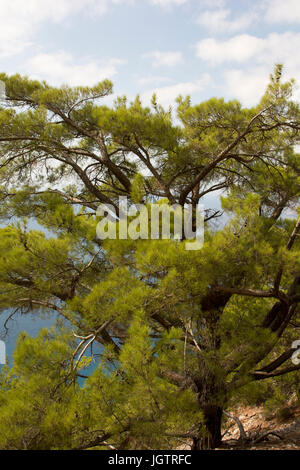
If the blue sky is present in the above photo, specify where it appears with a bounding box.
[1,0,300,108]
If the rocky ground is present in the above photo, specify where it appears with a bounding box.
[177,404,300,450]
[219,405,300,450]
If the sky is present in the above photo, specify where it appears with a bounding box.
[0,0,300,109]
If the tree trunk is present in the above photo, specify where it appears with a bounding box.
[192,405,223,450]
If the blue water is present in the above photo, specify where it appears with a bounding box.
[0,311,57,368]
[0,311,100,381]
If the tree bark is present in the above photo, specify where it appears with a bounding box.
[192,405,223,450]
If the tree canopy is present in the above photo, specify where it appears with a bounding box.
[0,65,300,449]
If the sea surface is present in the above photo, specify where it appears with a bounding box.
[0,311,57,367]
[0,311,99,382]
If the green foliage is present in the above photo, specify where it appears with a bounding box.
[0,67,300,449]
[0,326,86,450]
[130,173,146,203]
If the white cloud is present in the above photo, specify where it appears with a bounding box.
[264,0,300,23]
[198,0,225,6]
[195,32,300,67]
[195,34,262,64]
[223,67,270,106]
[223,63,300,107]
[27,52,125,86]
[150,0,188,6]
[141,74,210,107]
[137,75,172,85]
[194,31,300,106]
[0,0,132,57]
[143,50,183,67]
[197,8,256,34]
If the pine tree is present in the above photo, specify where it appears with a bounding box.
[0,65,300,449]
